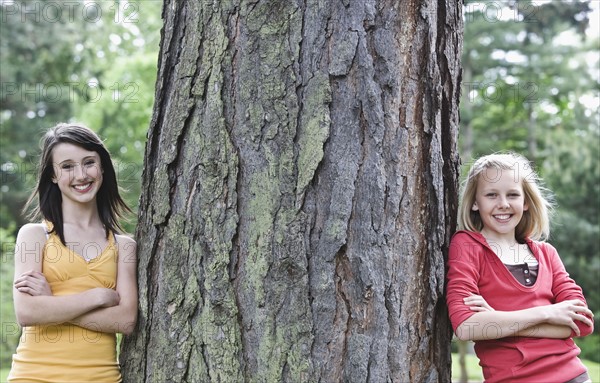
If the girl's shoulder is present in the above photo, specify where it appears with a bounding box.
[114,233,136,253]
[527,238,559,259]
[449,230,489,263]
[17,223,48,239]
[450,230,486,246]
[114,233,136,245]
[113,234,136,266]
[15,223,49,251]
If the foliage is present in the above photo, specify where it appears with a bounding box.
[461,0,595,159]
[575,334,600,365]
[1,0,161,231]
[547,132,600,319]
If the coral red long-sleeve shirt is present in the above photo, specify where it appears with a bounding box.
[446,230,593,383]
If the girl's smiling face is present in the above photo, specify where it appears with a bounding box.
[472,166,529,242]
[51,143,103,205]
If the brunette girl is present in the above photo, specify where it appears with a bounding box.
[8,123,137,382]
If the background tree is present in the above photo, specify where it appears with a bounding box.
[119,0,462,381]
[461,0,594,160]
[0,0,160,231]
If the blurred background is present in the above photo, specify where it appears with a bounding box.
[0,0,598,380]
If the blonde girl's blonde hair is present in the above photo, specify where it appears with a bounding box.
[458,152,553,242]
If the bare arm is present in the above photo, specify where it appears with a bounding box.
[13,224,119,327]
[456,294,593,341]
[514,323,572,339]
[69,235,138,335]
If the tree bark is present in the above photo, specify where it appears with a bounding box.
[120,0,462,382]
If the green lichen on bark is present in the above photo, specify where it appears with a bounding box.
[253,321,311,383]
[199,300,243,382]
[243,168,278,307]
[296,71,332,200]
[231,1,321,379]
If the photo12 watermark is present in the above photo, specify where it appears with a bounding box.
[1,239,137,264]
[2,320,136,343]
[464,1,540,24]
[464,82,540,105]
[1,1,139,24]
[1,81,140,104]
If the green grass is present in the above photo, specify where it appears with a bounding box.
[451,353,600,382]
[590,361,600,383]
[1,368,8,382]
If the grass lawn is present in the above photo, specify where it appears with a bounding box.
[451,353,600,382]
[1,368,7,382]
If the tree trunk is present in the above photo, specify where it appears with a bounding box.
[120,0,462,382]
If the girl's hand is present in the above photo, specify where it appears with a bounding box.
[545,299,594,336]
[14,270,52,296]
[463,294,495,312]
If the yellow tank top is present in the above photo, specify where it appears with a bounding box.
[8,224,122,383]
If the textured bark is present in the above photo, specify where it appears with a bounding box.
[120,0,462,382]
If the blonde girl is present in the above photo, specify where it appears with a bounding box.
[446,152,593,383]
